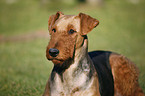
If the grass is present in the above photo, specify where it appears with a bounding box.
[0,39,53,96]
[0,0,145,95]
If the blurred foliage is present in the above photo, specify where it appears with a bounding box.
[0,0,47,35]
[0,0,145,35]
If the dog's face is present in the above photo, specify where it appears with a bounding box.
[46,11,99,65]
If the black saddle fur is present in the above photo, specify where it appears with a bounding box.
[88,51,114,96]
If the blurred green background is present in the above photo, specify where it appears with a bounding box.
[0,0,145,95]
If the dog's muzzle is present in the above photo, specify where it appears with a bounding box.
[49,48,59,57]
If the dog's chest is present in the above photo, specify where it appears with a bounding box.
[50,68,98,96]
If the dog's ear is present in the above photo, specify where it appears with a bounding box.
[79,13,99,35]
[48,11,64,33]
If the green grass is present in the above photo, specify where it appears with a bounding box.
[0,39,53,96]
[0,0,145,95]
[0,0,49,35]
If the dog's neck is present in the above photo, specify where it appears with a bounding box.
[51,36,94,76]
[50,37,96,93]
[72,37,94,74]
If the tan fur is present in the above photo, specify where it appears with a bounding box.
[46,12,99,65]
[109,53,144,96]
[43,81,50,96]
[79,13,99,35]
[46,14,79,65]
[44,12,144,96]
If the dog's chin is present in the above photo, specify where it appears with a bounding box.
[52,59,64,65]
[47,56,64,65]
[46,54,73,65]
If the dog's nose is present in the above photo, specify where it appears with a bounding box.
[49,48,59,57]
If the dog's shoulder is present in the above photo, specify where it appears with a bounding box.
[88,50,114,96]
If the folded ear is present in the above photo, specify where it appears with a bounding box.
[48,11,64,34]
[79,13,99,35]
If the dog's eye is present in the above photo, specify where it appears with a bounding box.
[68,29,76,34]
[52,28,56,33]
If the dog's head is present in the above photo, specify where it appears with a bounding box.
[46,11,99,65]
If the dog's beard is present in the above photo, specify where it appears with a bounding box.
[51,57,74,73]
[51,59,64,65]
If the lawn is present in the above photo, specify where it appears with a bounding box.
[0,0,145,96]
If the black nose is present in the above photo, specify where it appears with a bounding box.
[49,48,59,57]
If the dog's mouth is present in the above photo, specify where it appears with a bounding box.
[47,57,64,65]
[48,58,63,61]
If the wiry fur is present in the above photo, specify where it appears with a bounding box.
[43,12,144,96]
[110,53,144,96]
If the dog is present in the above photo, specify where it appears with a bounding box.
[43,11,144,96]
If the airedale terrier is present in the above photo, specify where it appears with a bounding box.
[43,11,144,96]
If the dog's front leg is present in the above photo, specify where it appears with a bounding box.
[43,81,50,96]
